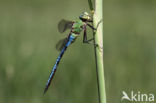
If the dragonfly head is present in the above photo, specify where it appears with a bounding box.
[79,12,92,22]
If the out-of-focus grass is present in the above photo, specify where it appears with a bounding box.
[0,0,156,103]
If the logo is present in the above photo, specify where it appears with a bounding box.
[121,91,154,102]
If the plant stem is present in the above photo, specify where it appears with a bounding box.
[92,0,107,103]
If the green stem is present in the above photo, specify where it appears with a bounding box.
[92,0,106,103]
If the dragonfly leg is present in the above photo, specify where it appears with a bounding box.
[96,19,103,29]
[84,38,104,54]
[83,24,103,50]
[87,19,103,31]
[83,38,103,52]
[83,39,98,47]
[83,27,98,46]
[87,24,96,30]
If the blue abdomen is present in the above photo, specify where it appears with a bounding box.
[44,34,76,94]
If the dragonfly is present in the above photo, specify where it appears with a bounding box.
[44,12,97,94]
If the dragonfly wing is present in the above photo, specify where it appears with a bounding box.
[58,19,73,33]
[55,38,68,51]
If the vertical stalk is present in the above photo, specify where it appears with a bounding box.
[92,0,106,103]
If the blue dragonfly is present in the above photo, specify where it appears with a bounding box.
[44,12,97,94]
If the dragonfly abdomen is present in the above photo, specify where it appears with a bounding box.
[44,34,76,94]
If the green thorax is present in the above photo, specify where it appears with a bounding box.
[72,20,85,34]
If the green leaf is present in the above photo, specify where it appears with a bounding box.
[88,0,93,11]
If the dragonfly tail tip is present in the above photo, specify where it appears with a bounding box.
[43,87,48,94]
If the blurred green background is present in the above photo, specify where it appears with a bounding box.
[0,0,156,103]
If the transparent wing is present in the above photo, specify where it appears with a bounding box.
[58,19,73,33]
[55,38,68,51]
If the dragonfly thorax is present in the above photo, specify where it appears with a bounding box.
[71,20,86,34]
